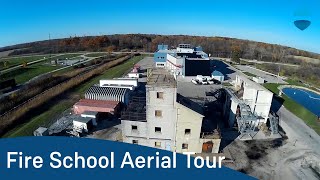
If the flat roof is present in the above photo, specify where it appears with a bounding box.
[237,74,270,92]
[146,68,176,88]
[81,111,98,116]
[74,99,120,114]
[74,117,93,123]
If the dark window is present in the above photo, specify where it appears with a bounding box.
[182,143,188,149]
[155,110,162,117]
[155,127,161,133]
[132,140,138,144]
[132,125,138,130]
[185,129,191,135]
[157,92,164,99]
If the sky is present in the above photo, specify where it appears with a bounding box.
[0,0,319,53]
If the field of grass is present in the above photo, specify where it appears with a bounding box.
[243,71,257,77]
[2,100,74,138]
[2,55,145,137]
[263,83,320,135]
[85,52,108,57]
[0,64,62,84]
[53,53,83,60]
[0,55,49,70]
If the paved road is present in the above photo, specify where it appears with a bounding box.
[213,57,299,67]
[235,65,287,84]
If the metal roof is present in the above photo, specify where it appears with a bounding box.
[85,86,129,103]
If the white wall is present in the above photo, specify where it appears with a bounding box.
[146,87,177,141]
[121,120,148,138]
[100,79,138,87]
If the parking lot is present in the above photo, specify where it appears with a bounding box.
[177,76,222,105]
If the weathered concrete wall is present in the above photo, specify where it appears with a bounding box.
[175,103,203,153]
[121,120,148,138]
[146,87,177,142]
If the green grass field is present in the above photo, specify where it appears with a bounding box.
[0,53,85,84]
[85,52,108,57]
[0,55,49,70]
[53,53,83,60]
[243,71,257,77]
[263,83,320,135]
[0,64,62,84]
[2,55,145,138]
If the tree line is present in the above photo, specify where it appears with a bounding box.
[1,34,319,64]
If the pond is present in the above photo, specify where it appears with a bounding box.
[282,87,320,116]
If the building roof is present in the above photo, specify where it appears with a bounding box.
[74,117,93,124]
[212,70,224,77]
[81,111,98,116]
[236,74,271,92]
[85,86,129,102]
[74,99,120,114]
[146,68,176,88]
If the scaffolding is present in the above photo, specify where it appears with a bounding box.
[269,112,279,134]
[121,96,146,122]
[236,103,259,140]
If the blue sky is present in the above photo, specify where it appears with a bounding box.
[0,0,319,53]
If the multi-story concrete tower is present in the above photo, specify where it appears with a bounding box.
[121,68,177,151]
[145,68,177,151]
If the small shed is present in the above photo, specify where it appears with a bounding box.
[211,70,224,82]
[73,117,97,133]
[81,111,99,120]
[34,127,49,136]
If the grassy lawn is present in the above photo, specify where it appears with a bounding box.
[263,83,320,135]
[2,100,73,138]
[0,64,62,84]
[0,55,49,70]
[2,55,146,137]
[85,52,108,57]
[243,71,257,77]
[53,53,83,60]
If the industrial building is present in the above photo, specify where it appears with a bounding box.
[85,86,130,105]
[154,44,212,76]
[222,75,275,139]
[121,68,221,153]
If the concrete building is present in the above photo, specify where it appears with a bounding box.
[252,76,265,84]
[234,75,273,123]
[145,68,177,151]
[73,117,97,133]
[175,102,221,153]
[121,68,221,153]
[222,75,274,139]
